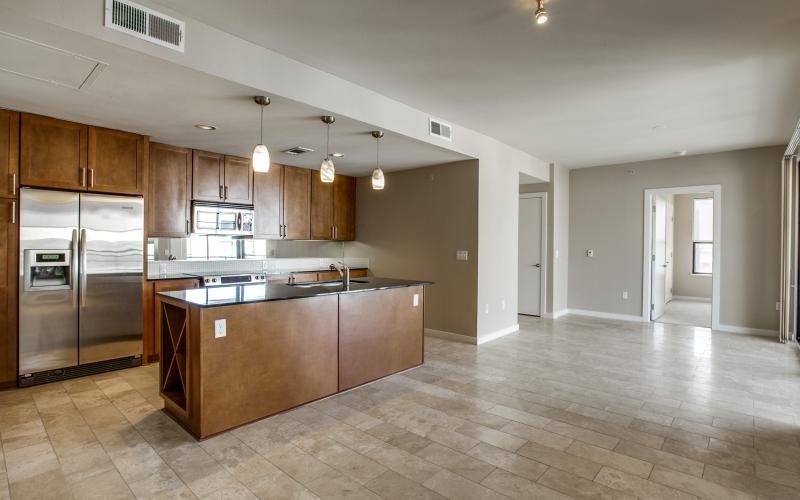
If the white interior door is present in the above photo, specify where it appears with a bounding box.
[652,195,667,320]
[665,197,674,303]
[519,196,543,316]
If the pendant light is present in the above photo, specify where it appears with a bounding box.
[371,131,385,190]
[252,96,271,173]
[320,116,336,183]
[534,0,548,24]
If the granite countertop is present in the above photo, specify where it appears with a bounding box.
[156,277,432,308]
[147,267,369,282]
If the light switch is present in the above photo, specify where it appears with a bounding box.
[622,291,629,300]
[456,250,469,261]
[586,249,594,258]
[214,319,226,338]
[413,294,419,307]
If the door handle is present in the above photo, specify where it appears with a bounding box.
[10,173,15,196]
[10,200,15,224]
[89,168,95,188]
[531,264,540,268]
[71,229,79,307]
[80,228,87,307]
[81,168,87,187]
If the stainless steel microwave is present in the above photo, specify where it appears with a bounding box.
[192,202,254,236]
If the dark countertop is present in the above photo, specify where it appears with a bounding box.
[156,277,432,308]
[146,267,369,282]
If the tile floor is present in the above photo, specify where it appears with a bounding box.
[656,299,712,328]
[2,315,800,499]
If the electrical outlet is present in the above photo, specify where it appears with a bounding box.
[622,291,629,300]
[586,249,594,258]
[456,250,469,261]
[501,299,506,311]
[413,294,419,307]
[214,319,226,338]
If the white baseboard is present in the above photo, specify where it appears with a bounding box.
[672,296,712,302]
[477,324,520,345]
[566,309,646,322]
[715,324,778,337]
[543,309,568,320]
[424,328,476,345]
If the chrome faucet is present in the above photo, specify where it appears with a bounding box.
[330,261,350,287]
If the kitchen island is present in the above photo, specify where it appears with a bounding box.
[156,277,430,438]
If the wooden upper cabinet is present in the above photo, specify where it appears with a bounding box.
[223,156,253,205]
[148,143,192,237]
[310,173,333,240]
[283,166,310,240]
[0,109,19,199]
[254,163,282,239]
[88,126,146,195]
[333,175,356,241]
[0,199,18,386]
[192,150,224,202]
[20,113,87,191]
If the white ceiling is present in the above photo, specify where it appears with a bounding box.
[152,0,800,168]
[0,21,467,176]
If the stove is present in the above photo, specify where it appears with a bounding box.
[186,271,267,287]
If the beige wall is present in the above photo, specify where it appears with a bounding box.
[347,160,479,338]
[569,146,782,331]
[673,193,713,299]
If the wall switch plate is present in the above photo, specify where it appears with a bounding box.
[622,291,629,300]
[456,250,469,261]
[501,299,506,311]
[214,319,226,338]
[586,249,594,258]
[485,304,489,314]
[413,294,419,307]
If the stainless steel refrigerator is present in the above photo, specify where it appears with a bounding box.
[18,188,143,386]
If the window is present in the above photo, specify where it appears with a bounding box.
[692,198,713,274]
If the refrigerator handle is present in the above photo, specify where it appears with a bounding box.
[80,228,87,307]
[71,229,79,307]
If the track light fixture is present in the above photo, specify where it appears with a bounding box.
[535,0,548,25]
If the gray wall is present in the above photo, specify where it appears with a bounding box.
[673,193,713,299]
[347,160,479,337]
[568,146,782,331]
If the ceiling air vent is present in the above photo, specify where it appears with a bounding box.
[281,146,315,155]
[429,117,453,142]
[104,0,185,52]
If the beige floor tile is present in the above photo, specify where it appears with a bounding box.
[67,468,135,499]
[466,442,548,481]
[306,469,382,500]
[7,469,72,500]
[415,443,495,482]
[488,404,551,429]
[365,470,444,500]
[543,420,619,450]
[565,441,652,478]
[755,462,800,490]
[480,469,573,499]
[500,421,574,451]
[702,463,800,500]
[4,442,61,483]
[650,465,755,500]
[661,438,755,475]
[456,422,526,452]
[517,442,601,480]
[613,440,704,477]
[594,467,696,500]
[536,467,635,500]
[422,469,509,500]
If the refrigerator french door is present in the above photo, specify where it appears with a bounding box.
[19,188,143,385]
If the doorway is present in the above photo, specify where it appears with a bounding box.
[643,186,721,329]
[519,193,547,316]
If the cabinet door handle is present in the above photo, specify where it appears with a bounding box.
[81,168,87,187]
[281,224,285,238]
[186,219,190,234]
[224,186,229,200]
[10,173,16,196]
[89,168,95,188]
[10,200,16,224]
[218,185,223,199]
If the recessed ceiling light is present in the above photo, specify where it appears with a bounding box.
[194,124,216,130]
[331,152,345,158]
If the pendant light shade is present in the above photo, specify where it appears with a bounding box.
[320,116,336,183]
[252,96,271,173]
[371,130,385,190]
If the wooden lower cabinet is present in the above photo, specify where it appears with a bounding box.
[161,296,339,438]
[142,278,200,363]
[339,286,424,391]
[0,199,18,387]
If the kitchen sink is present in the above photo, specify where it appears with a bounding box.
[289,280,368,288]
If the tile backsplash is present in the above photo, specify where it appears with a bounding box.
[147,257,369,279]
